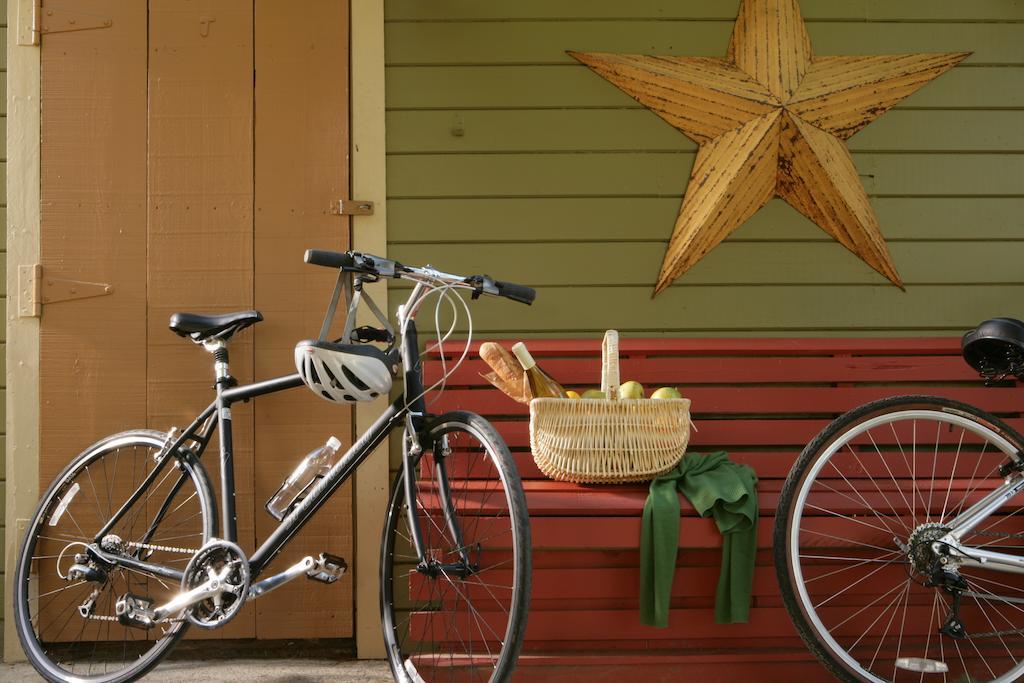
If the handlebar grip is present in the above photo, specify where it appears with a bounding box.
[304,249,355,269]
[495,280,536,305]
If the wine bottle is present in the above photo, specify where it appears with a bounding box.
[511,342,567,399]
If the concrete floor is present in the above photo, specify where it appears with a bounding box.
[2,659,393,682]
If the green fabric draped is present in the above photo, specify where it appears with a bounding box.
[639,451,758,627]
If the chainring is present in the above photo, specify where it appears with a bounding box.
[181,539,250,630]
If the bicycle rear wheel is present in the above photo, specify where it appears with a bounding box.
[776,395,1024,682]
[381,411,531,683]
[14,430,215,683]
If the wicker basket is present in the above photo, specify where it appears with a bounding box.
[529,330,691,483]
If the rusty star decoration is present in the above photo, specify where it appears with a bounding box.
[569,0,969,295]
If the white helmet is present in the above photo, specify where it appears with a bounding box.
[294,340,394,403]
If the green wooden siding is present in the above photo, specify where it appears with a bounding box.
[384,0,1024,337]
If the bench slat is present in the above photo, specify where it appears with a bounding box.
[427,355,982,387]
[431,386,1024,416]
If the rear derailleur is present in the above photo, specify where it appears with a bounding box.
[923,555,969,640]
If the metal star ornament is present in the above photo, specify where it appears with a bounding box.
[569,0,969,295]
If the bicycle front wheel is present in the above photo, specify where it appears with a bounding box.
[776,395,1024,682]
[14,430,216,683]
[381,411,531,683]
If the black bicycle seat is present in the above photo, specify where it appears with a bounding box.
[169,310,263,341]
[961,317,1024,378]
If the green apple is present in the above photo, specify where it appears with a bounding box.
[581,389,606,399]
[618,380,645,400]
[651,386,682,400]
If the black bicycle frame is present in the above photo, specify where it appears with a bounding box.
[93,319,434,582]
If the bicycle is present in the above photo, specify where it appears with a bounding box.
[775,317,1024,682]
[13,249,535,683]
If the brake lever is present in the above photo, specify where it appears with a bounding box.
[464,275,498,300]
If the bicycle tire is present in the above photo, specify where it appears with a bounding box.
[14,430,216,683]
[775,395,1024,682]
[380,411,531,683]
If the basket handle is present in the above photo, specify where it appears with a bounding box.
[601,330,620,400]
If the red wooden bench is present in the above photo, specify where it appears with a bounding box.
[425,338,1024,682]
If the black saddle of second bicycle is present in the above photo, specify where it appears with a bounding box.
[169,310,263,341]
[962,317,1024,378]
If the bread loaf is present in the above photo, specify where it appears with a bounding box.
[479,342,530,403]
[480,342,523,385]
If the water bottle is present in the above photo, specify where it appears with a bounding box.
[265,436,342,521]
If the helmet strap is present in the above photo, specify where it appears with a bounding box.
[319,269,395,346]
[317,269,352,341]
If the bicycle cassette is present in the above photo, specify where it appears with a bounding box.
[181,539,250,629]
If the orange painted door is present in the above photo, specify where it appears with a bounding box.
[39,0,353,640]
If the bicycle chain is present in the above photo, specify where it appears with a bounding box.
[126,540,199,555]
[80,541,197,624]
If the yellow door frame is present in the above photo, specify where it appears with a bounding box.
[350,0,389,661]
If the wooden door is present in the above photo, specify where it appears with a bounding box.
[39,0,353,640]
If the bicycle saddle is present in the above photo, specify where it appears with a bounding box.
[961,317,1024,378]
[169,310,263,341]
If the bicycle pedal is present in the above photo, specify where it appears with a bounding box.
[115,592,156,630]
[307,553,347,584]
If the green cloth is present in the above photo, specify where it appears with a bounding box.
[639,451,758,627]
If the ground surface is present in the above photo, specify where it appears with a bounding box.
[2,659,393,681]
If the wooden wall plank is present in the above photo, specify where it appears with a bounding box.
[387,109,1024,153]
[385,1,1024,22]
[385,65,1022,109]
[39,0,147,522]
[387,152,1024,198]
[388,197,1024,243]
[384,23,1022,66]
[390,285,1024,335]
[253,0,353,640]
[35,0,147,649]
[388,241,1024,287]
[148,0,255,639]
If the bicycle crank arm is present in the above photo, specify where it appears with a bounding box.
[248,556,316,601]
[248,553,347,601]
[118,561,241,628]
[150,575,224,622]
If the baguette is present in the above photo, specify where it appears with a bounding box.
[480,342,523,385]
[479,342,531,403]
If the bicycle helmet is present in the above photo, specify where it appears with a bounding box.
[295,339,395,403]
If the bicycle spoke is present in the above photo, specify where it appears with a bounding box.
[16,435,210,681]
[782,399,1024,683]
[383,418,526,682]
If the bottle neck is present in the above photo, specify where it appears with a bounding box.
[511,342,537,371]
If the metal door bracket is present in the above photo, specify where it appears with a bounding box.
[23,0,113,45]
[333,199,375,216]
[19,264,114,318]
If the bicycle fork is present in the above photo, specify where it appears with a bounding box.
[402,417,477,579]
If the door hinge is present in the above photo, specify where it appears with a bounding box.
[18,264,114,318]
[333,199,375,216]
[18,0,113,46]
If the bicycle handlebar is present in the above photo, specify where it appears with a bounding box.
[303,248,536,306]
[304,249,356,270]
[493,279,536,305]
